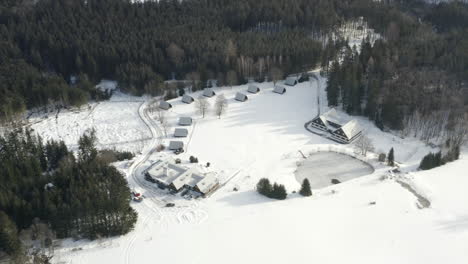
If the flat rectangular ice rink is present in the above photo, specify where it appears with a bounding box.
[295,152,374,189]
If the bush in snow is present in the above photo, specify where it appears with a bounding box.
[299,178,312,197]
[378,153,386,162]
[256,178,287,200]
[189,156,198,163]
[175,158,181,164]
[331,179,341,184]
[156,144,165,152]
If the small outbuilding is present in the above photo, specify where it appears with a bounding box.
[182,94,194,104]
[285,76,299,86]
[203,88,216,98]
[235,92,248,102]
[178,117,193,126]
[247,84,260,94]
[168,141,184,151]
[174,128,189,138]
[159,101,172,110]
[273,85,286,94]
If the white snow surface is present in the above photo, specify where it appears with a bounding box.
[38,77,468,264]
[29,92,151,153]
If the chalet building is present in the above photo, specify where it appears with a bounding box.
[159,101,172,110]
[146,159,219,195]
[174,128,189,138]
[168,141,184,151]
[178,117,193,126]
[285,76,299,86]
[203,88,216,97]
[273,85,286,94]
[235,92,248,102]
[309,109,362,144]
[182,94,194,104]
[247,84,260,94]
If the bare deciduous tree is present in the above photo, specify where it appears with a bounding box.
[195,96,210,118]
[214,94,228,119]
[159,113,171,138]
[268,67,283,85]
[226,70,238,89]
[354,134,374,156]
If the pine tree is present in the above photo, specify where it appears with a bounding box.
[299,178,312,197]
[256,178,272,197]
[387,148,395,166]
[0,211,22,257]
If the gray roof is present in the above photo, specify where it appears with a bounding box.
[285,76,298,86]
[174,128,189,137]
[168,141,184,150]
[235,92,248,102]
[203,88,216,97]
[178,117,192,126]
[247,84,260,93]
[159,101,172,110]
[337,120,362,140]
[182,94,194,104]
[273,85,286,94]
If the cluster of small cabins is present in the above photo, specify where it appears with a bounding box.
[145,159,219,197]
[309,109,362,144]
[156,79,301,152]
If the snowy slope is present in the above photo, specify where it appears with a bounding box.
[42,77,468,264]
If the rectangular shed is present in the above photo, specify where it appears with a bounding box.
[202,88,216,98]
[159,101,172,110]
[247,84,260,94]
[178,117,193,126]
[273,85,286,94]
[174,128,189,138]
[182,94,194,104]
[168,141,184,151]
[235,92,248,102]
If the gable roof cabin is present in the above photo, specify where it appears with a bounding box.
[310,108,348,131]
[168,141,184,150]
[146,160,185,187]
[182,94,194,104]
[174,128,189,138]
[178,117,192,126]
[235,92,248,102]
[159,101,172,110]
[203,88,216,97]
[247,84,260,94]
[194,173,219,195]
[285,76,299,86]
[273,85,286,94]
[169,169,196,191]
[95,80,118,94]
[331,120,362,143]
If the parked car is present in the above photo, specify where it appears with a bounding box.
[165,203,175,207]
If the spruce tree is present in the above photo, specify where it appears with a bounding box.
[387,148,395,166]
[299,178,312,197]
[256,178,272,197]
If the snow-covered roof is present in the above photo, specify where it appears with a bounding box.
[203,88,216,97]
[337,120,362,140]
[95,80,118,92]
[235,92,248,102]
[273,85,286,94]
[195,173,219,194]
[179,117,192,126]
[247,84,260,93]
[170,169,195,191]
[321,108,349,126]
[174,128,188,137]
[186,173,204,188]
[182,94,194,104]
[146,160,187,186]
[159,101,172,110]
[169,141,184,150]
[285,76,298,86]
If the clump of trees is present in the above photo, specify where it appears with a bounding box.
[256,178,287,200]
[0,129,137,260]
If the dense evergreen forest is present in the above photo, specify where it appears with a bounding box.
[0,129,137,261]
[326,1,468,132]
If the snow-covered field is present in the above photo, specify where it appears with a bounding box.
[36,76,468,264]
[29,92,151,153]
[296,152,374,189]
